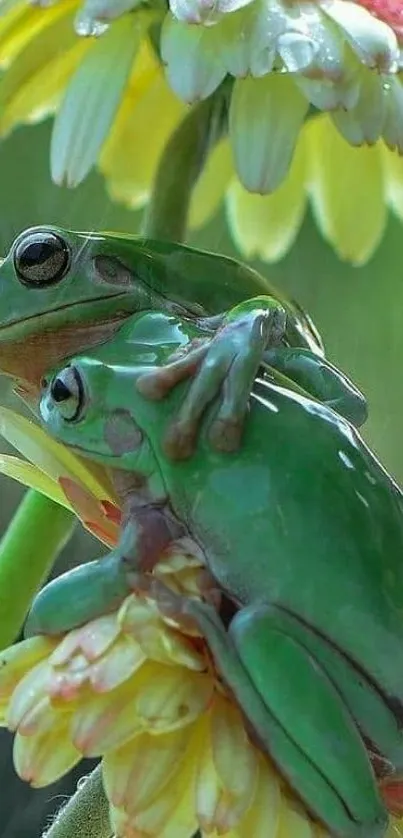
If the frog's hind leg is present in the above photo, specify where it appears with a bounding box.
[178,597,387,838]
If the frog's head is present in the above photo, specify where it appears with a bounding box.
[0,226,149,341]
[40,359,151,472]
[0,226,202,383]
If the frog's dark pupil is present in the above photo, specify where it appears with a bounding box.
[14,232,70,286]
[51,379,72,403]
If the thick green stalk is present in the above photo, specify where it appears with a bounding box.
[43,765,112,838]
[142,85,230,241]
[0,489,75,649]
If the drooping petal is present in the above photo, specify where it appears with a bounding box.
[118,594,205,670]
[161,14,226,102]
[306,114,386,264]
[211,696,258,820]
[133,662,214,733]
[6,660,50,732]
[170,0,253,26]
[100,41,185,209]
[51,15,142,187]
[0,636,56,722]
[0,406,117,510]
[189,138,233,229]
[382,142,403,219]
[383,75,403,153]
[74,0,142,36]
[332,67,386,144]
[13,717,81,787]
[103,727,190,813]
[0,454,69,507]
[236,756,281,838]
[0,3,84,134]
[226,127,306,261]
[323,0,399,71]
[229,74,308,193]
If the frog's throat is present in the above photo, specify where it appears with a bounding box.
[0,293,131,343]
[0,318,126,385]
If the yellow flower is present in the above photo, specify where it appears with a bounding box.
[0,559,402,838]
[1,0,403,264]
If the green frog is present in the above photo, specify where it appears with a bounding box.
[0,226,366,457]
[25,309,403,838]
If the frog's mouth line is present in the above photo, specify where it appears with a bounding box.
[0,293,131,340]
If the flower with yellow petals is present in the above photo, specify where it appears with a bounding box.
[1,556,403,838]
[1,0,403,264]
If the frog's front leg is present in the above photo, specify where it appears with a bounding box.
[141,583,387,838]
[264,346,368,427]
[24,502,185,637]
[137,296,286,459]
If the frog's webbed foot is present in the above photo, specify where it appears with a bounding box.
[137,297,287,460]
[170,597,387,838]
[24,503,185,637]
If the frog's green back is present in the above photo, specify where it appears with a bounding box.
[143,378,403,709]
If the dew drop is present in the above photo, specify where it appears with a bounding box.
[74,10,109,36]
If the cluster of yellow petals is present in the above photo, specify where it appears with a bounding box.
[0,550,329,838]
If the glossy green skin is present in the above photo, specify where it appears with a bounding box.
[33,311,403,838]
[1,226,349,456]
[0,227,367,454]
[0,225,322,352]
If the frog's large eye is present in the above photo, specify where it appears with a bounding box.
[49,366,85,422]
[14,231,70,286]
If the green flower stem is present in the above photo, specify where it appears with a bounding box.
[0,489,75,649]
[142,84,230,241]
[43,765,112,838]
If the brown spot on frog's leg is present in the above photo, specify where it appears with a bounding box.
[104,409,143,455]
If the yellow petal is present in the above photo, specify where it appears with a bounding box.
[100,41,185,209]
[103,727,190,813]
[0,2,78,68]
[124,730,199,837]
[0,636,56,720]
[0,3,82,134]
[0,453,70,507]
[0,406,117,505]
[134,663,213,734]
[387,817,403,837]
[306,115,386,265]
[381,143,403,220]
[13,717,81,787]
[118,594,205,670]
[277,797,316,838]
[70,666,149,755]
[189,139,233,230]
[211,695,258,803]
[1,38,91,136]
[6,659,49,732]
[226,127,307,262]
[50,613,121,666]
[236,756,281,838]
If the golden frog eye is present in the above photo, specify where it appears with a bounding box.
[49,366,84,422]
[14,230,70,286]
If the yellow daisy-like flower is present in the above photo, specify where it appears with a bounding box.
[0,562,402,838]
[1,0,403,264]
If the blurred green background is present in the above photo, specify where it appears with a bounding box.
[1,118,403,836]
